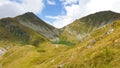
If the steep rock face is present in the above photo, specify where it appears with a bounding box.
[60,11,120,43]
[15,12,60,41]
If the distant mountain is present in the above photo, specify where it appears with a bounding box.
[0,12,61,47]
[60,11,120,43]
[0,11,120,44]
[15,12,60,41]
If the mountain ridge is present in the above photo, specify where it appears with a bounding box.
[15,12,60,41]
[60,11,120,43]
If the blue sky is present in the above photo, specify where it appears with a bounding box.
[0,0,120,28]
[38,0,66,23]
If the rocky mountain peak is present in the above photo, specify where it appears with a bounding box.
[15,12,60,41]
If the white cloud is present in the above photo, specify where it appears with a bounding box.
[47,0,56,5]
[46,0,120,28]
[0,0,44,18]
[84,0,120,16]
[45,15,65,20]
[46,0,87,28]
[52,4,83,28]
[60,0,79,5]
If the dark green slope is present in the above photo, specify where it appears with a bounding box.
[0,17,48,46]
[80,11,120,27]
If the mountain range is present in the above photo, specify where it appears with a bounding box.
[0,11,120,68]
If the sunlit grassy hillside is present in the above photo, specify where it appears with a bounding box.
[1,19,120,68]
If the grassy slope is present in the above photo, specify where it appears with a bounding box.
[1,20,120,68]
[60,11,120,43]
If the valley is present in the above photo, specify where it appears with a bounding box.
[0,11,120,68]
